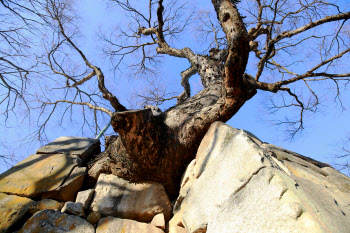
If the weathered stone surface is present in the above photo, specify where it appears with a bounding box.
[90,173,172,222]
[168,211,185,230]
[28,199,63,215]
[42,166,86,202]
[177,122,350,233]
[36,136,100,162]
[168,226,188,233]
[173,159,196,214]
[0,153,82,200]
[18,209,94,233]
[0,193,34,233]
[96,216,164,233]
[76,189,94,209]
[87,211,101,225]
[61,201,85,217]
[151,213,165,230]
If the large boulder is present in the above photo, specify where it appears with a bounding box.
[173,122,350,233]
[18,209,95,233]
[96,216,164,233]
[0,193,34,233]
[90,173,172,222]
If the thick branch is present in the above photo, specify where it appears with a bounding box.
[177,66,197,104]
[272,11,350,45]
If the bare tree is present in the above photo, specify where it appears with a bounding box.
[1,0,349,196]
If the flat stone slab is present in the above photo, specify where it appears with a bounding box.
[36,136,100,161]
[0,153,82,199]
[0,193,35,233]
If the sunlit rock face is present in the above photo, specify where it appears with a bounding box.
[0,124,350,233]
[90,173,172,222]
[0,136,100,201]
[170,122,350,233]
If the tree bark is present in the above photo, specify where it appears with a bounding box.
[109,0,255,198]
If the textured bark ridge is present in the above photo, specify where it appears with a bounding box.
[110,0,254,198]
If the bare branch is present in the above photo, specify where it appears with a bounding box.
[41,100,113,116]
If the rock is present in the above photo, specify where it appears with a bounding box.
[28,199,63,215]
[0,193,34,233]
[151,213,165,230]
[87,211,101,225]
[176,122,350,233]
[42,166,86,202]
[18,209,94,233]
[90,173,172,222]
[168,211,185,231]
[96,216,164,233]
[36,136,100,163]
[76,189,94,209]
[173,159,196,214]
[61,201,85,217]
[168,226,188,233]
[0,153,82,199]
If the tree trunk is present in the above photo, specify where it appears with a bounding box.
[109,0,255,198]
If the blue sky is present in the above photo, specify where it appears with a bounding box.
[0,0,349,174]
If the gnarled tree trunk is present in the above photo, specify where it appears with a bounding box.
[110,0,255,198]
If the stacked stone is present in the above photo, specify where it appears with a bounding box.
[1,123,350,233]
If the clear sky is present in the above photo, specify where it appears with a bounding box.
[0,0,349,175]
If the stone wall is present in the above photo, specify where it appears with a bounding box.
[0,123,349,233]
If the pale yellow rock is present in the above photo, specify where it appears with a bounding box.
[96,216,164,233]
[0,153,81,198]
[168,209,185,229]
[151,213,166,230]
[168,226,188,233]
[0,193,34,233]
